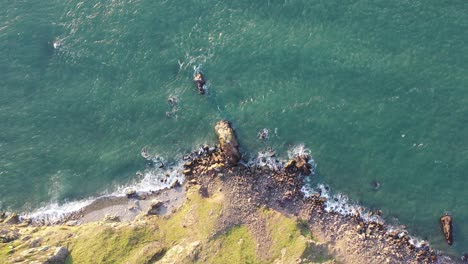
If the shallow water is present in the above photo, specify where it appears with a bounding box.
[1,0,467,255]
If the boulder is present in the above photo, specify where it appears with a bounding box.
[440,213,453,245]
[170,180,181,188]
[3,213,19,225]
[103,214,120,223]
[284,160,296,170]
[147,199,164,215]
[126,188,138,199]
[47,246,69,264]
[150,199,163,208]
[295,156,312,175]
[0,229,19,243]
[214,120,240,165]
[29,238,42,248]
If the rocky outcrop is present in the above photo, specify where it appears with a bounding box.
[0,229,19,243]
[214,120,240,165]
[440,214,453,245]
[126,188,138,199]
[147,199,163,215]
[2,213,19,225]
[158,241,201,264]
[47,246,69,264]
[284,155,312,175]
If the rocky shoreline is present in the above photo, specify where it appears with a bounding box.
[181,120,458,264]
[0,120,463,263]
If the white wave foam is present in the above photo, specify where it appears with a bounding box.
[302,184,384,224]
[287,144,311,159]
[248,149,282,171]
[24,199,95,225]
[116,162,185,195]
[301,183,430,249]
[247,144,317,174]
[23,161,185,225]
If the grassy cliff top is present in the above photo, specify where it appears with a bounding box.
[0,182,335,264]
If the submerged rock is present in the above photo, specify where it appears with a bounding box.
[440,213,453,245]
[214,120,240,165]
[194,72,206,94]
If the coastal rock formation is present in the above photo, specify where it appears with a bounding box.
[2,213,19,225]
[125,188,138,199]
[440,213,453,245]
[0,120,458,264]
[284,155,312,175]
[147,199,163,215]
[214,120,240,165]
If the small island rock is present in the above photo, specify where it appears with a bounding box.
[440,213,453,245]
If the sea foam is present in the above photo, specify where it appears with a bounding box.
[23,159,185,225]
[301,183,432,249]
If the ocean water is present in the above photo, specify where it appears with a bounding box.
[1,0,467,256]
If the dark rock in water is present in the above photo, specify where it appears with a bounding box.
[294,156,311,175]
[440,213,453,245]
[214,120,241,165]
[371,180,381,190]
[193,72,206,94]
[3,213,19,225]
[257,128,269,140]
[141,147,152,160]
[167,96,178,107]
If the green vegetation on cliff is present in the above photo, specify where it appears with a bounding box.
[1,185,335,264]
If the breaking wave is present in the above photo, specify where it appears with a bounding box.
[247,144,317,173]
[301,183,431,249]
[23,159,185,225]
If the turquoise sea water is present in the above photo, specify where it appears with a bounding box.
[1,0,467,256]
